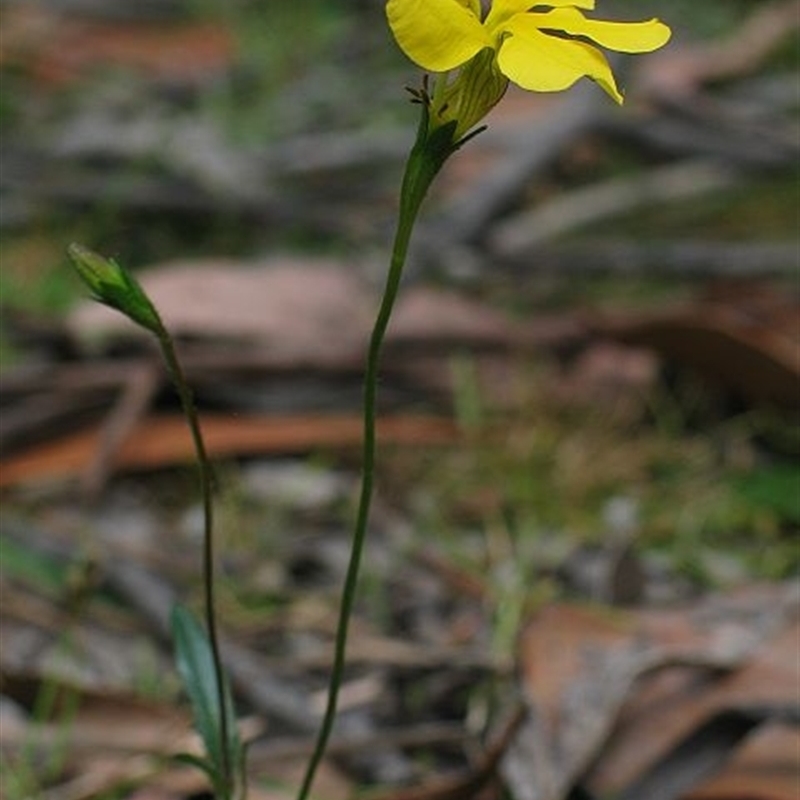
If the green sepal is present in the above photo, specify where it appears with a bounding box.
[437,47,508,141]
[67,243,161,334]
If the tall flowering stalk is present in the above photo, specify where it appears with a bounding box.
[298,2,670,798]
[69,3,670,797]
[67,245,243,799]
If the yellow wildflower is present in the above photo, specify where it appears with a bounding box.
[387,0,671,108]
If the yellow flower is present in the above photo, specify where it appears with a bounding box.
[387,0,671,105]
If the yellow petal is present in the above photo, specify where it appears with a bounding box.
[539,0,596,8]
[530,8,671,53]
[485,0,592,31]
[492,0,595,11]
[455,0,483,17]
[386,0,490,72]
[487,2,596,38]
[498,16,623,102]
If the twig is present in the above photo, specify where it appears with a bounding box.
[365,704,527,800]
[489,159,741,256]
[80,360,162,498]
[496,238,800,278]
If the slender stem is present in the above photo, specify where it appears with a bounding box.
[295,145,434,800]
[157,328,232,791]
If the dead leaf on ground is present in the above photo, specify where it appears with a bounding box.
[585,617,800,798]
[388,286,520,349]
[505,582,799,800]
[589,283,800,411]
[0,412,458,488]
[684,722,800,800]
[0,5,235,87]
[0,676,193,796]
[0,672,275,798]
[67,258,376,365]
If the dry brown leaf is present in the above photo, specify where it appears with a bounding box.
[389,287,519,348]
[0,676,272,798]
[684,722,800,800]
[0,681,194,799]
[585,619,800,796]
[68,258,552,364]
[590,286,800,410]
[0,6,235,87]
[0,412,458,488]
[68,258,375,365]
[0,676,192,754]
[505,584,799,800]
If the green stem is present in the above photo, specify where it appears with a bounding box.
[157,327,232,792]
[296,109,456,800]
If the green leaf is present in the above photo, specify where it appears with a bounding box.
[171,605,241,795]
[173,751,217,781]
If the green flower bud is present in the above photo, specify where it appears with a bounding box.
[68,243,161,334]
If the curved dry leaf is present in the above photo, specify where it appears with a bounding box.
[0,412,458,488]
[505,583,799,800]
[68,258,375,365]
[590,286,800,410]
[685,722,800,800]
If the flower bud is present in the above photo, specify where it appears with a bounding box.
[68,243,161,334]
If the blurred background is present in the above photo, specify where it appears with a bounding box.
[0,0,798,798]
